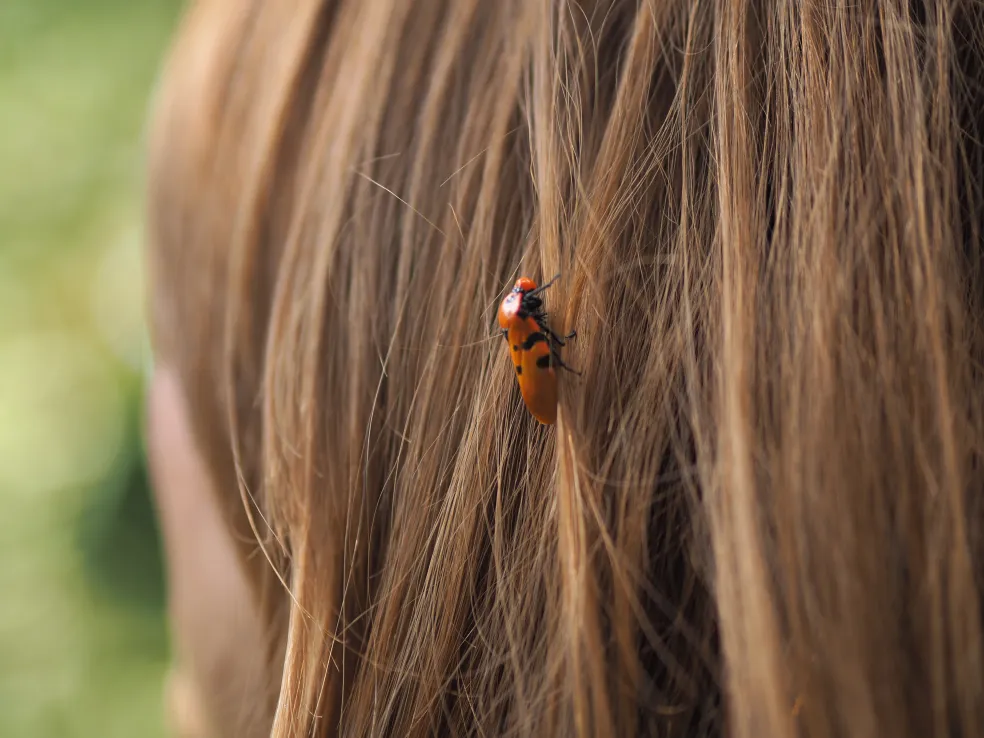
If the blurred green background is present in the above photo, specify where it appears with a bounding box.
[0,1,184,736]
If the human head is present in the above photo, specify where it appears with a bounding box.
[146,1,984,736]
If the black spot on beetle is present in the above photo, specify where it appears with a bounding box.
[515,365,523,375]
[512,345,519,351]
[521,332,547,350]
[536,354,551,369]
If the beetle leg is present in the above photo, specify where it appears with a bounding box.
[553,354,581,375]
[549,343,581,375]
[545,327,575,347]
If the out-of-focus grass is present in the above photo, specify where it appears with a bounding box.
[0,1,182,736]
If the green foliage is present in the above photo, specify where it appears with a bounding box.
[0,1,183,736]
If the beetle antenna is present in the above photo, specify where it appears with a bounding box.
[527,273,561,296]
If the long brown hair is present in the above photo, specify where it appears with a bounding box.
[146,0,984,735]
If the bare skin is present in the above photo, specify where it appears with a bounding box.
[146,369,266,737]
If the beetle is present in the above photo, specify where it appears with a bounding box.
[497,274,577,425]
